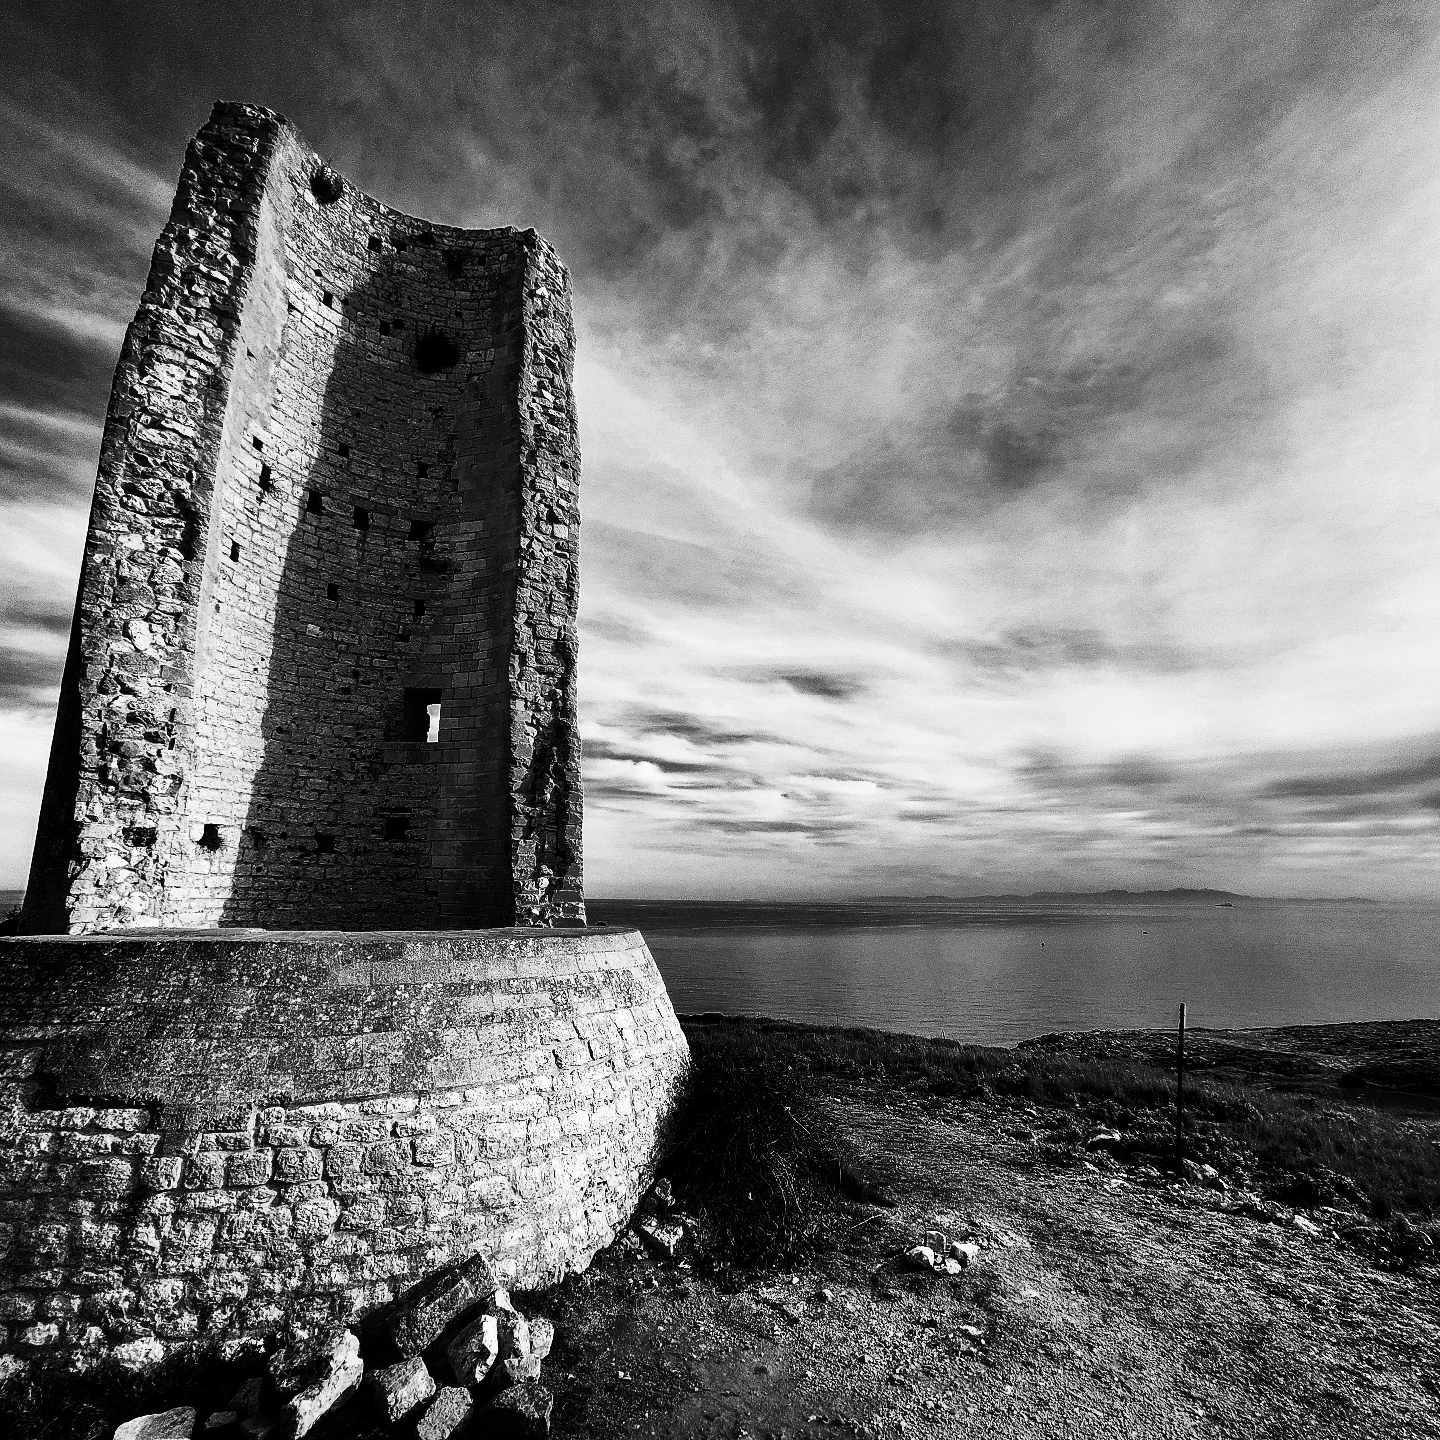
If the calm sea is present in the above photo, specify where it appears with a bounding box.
[587,898,1440,1045]
[5,890,1434,1046]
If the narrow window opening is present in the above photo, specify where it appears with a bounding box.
[417,461,428,478]
[408,519,434,544]
[379,322,391,336]
[306,490,324,515]
[229,541,241,562]
[353,506,369,531]
[258,464,273,493]
[248,827,268,849]
[327,582,339,601]
[367,235,383,253]
[322,290,334,308]
[337,441,350,459]
[316,833,335,855]
[402,687,443,742]
[252,436,263,451]
[412,599,426,619]
[382,815,411,842]
[198,824,223,852]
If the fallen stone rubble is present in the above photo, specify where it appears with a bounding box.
[904,1226,987,1276]
[105,1252,557,1440]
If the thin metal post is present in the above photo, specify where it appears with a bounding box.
[1175,1001,1186,1172]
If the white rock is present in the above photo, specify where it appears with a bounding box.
[114,1407,195,1440]
[905,1245,937,1270]
[948,1241,981,1267]
[275,1329,362,1439]
[529,1316,555,1361]
[446,1311,500,1386]
[636,1214,687,1259]
[113,1337,166,1372]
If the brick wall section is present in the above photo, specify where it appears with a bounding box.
[21,102,586,933]
[0,929,687,1369]
[21,106,278,933]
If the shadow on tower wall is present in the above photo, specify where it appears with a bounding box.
[216,230,520,929]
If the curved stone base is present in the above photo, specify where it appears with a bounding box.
[0,928,687,1369]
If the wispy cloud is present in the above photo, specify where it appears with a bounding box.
[1,1,1436,898]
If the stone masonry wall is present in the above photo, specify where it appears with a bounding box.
[0,929,686,1370]
[21,102,584,933]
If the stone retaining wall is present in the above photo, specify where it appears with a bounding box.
[0,928,687,1371]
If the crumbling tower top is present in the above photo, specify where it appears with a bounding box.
[22,102,584,934]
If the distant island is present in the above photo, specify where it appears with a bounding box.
[864,888,1378,905]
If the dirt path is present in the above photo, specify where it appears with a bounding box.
[537,1090,1440,1438]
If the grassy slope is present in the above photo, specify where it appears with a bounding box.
[671,1014,1440,1275]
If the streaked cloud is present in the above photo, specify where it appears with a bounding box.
[0,1,1436,899]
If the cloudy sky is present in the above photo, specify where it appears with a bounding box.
[2,1,1438,900]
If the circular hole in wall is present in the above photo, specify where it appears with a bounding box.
[310,166,345,205]
[415,330,460,373]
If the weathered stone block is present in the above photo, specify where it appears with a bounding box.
[268,1326,362,1439]
[114,1406,196,1440]
[370,1355,436,1424]
[478,1380,553,1438]
[416,1386,472,1440]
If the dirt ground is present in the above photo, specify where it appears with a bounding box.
[534,1089,1440,1439]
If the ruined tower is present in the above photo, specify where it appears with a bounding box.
[0,107,687,1369]
[22,102,584,934]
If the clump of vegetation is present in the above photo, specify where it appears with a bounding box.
[662,1019,833,1273]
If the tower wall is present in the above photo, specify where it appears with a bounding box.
[22,103,584,934]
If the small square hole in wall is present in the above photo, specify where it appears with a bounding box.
[382,815,410,842]
[408,519,434,544]
[368,235,383,253]
[402,687,442,742]
[248,827,268,849]
[316,833,335,855]
[379,322,391,336]
[252,436,263,451]
[229,541,241,562]
[307,490,324,514]
[412,599,426,619]
[353,506,369,531]
[327,582,339,601]
[322,290,334,307]
[337,441,350,458]
[259,464,272,493]
[417,461,428,478]
[198,823,223,851]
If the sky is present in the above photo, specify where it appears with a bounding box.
[1,0,1438,901]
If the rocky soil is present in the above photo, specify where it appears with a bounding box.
[537,1086,1440,1438]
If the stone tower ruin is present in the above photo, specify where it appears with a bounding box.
[0,106,688,1372]
[22,101,584,934]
